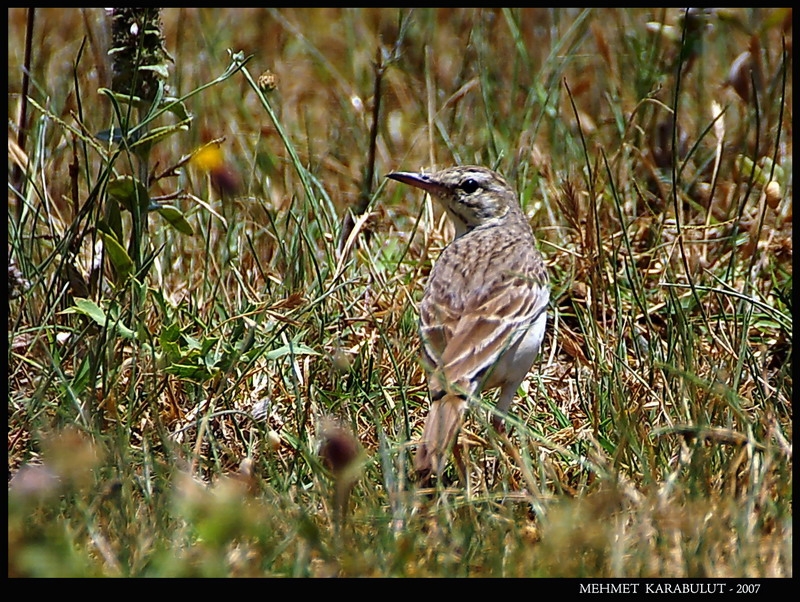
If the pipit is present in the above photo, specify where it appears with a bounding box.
[387,165,549,482]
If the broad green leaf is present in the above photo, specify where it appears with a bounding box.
[64,298,136,340]
[108,175,150,213]
[98,230,134,281]
[156,204,194,235]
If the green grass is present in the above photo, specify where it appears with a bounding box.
[8,8,792,577]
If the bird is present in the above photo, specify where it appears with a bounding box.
[386,165,549,482]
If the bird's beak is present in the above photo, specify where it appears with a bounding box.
[386,171,447,196]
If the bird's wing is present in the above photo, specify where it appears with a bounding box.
[420,267,548,398]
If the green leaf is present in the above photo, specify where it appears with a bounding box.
[130,120,192,152]
[67,297,107,324]
[266,342,319,360]
[164,361,217,382]
[98,230,134,282]
[108,175,150,213]
[100,200,124,243]
[98,87,149,111]
[139,62,171,80]
[159,97,192,122]
[156,204,194,235]
[735,155,771,187]
[98,86,193,143]
[64,298,136,340]
[759,156,785,184]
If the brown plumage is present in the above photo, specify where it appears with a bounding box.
[387,166,549,482]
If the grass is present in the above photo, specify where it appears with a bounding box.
[8,8,792,577]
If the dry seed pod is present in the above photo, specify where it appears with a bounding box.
[318,422,359,475]
[765,181,782,209]
[318,419,361,525]
[727,51,753,103]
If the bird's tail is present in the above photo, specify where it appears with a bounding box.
[413,394,467,481]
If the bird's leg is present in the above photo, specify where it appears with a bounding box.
[453,435,467,484]
[491,414,506,434]
[492,384,518,434]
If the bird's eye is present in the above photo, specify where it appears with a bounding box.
[460,179,479,194]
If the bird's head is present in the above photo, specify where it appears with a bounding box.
[387,165,520,236]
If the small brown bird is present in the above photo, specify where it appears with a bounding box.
[387,166,549,482]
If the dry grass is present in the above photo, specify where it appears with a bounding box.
[8,8,792,577]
